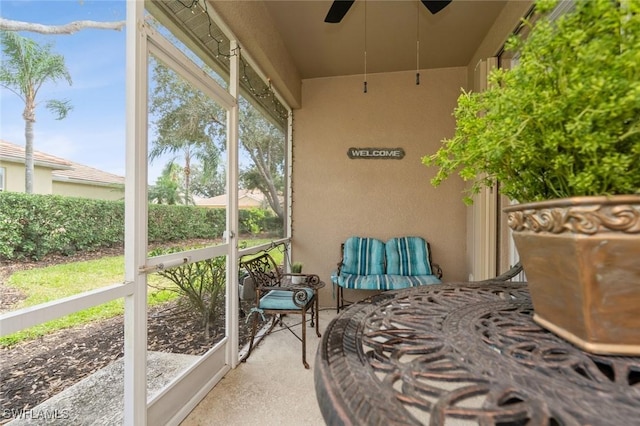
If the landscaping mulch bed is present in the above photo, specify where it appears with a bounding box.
[0,246,263,423]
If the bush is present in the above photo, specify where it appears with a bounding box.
[239,208,283,237]
[0,192,282,260]
[0,193,228,260]
[147,204,225,242]
[149,246,226,339]
[0,193,125,260]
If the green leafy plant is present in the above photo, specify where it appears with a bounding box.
[149,246,226,339]
[291,262,303,273]
[422,0,640,204]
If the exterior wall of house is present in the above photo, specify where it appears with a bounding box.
[0,162,54,194]
[292,67,468,306]
[1,161,124,200]
[35,168,54,194]
[52,181,124,201]
[1,162,26,193]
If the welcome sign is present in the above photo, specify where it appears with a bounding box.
[347,147,405,160]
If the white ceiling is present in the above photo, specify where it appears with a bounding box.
[263,0,510,79]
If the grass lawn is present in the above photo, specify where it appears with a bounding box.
[1,238,285,347]
[0,255,175,347]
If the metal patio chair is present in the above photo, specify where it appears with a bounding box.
[240,252,321,368]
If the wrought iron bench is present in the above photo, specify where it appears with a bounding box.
[239,252,322,369]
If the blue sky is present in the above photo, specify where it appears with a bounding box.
[0,0,167,181]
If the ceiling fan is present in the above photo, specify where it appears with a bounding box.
[324,0,453,23]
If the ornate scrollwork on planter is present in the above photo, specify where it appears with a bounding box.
[506,197,640,235]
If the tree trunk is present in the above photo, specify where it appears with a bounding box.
[24,118,35,194]
[0,17,125,34]
[184,152,191,205]
[248,150,285,222]
[265,180,284,221]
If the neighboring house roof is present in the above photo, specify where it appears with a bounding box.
[53,161,124,186]
[0,139,72,170]
[194,189,272,208]
[0,139,124,186]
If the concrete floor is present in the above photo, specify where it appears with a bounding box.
[179,308,337,426]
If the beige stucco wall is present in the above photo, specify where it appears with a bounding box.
[0,161,54,194]
[1,161,123,200]
[1,162,26,192]
[292,67,468,307]
[33,167,53,194]
[52,181,124,201]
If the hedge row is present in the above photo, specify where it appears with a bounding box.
[0,192,282,261]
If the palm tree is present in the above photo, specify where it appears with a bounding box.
[0,31,72,193]
[148,162,186,205]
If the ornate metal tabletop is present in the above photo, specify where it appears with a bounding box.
[314,281,640,425]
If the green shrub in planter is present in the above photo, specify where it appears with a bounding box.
[422,0,640,355]
[423,0,640,204]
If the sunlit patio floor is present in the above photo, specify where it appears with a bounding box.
[180,308,337,426]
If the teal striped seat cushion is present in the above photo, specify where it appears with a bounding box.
[333,273,392,290]
[386,236,433,276]
[341,237,386,275]
[259,288,314,310]
[386,274,442,288]
[331,273,441,290]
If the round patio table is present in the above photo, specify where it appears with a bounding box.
[314,280,640,425]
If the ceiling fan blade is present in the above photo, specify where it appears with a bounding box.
[324,0,356,23]
[421,0,452,15]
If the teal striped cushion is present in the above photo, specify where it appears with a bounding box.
[335,273,391,290]
[259,289,314,310]
[333,273,441,290]
[341,237,386,276]
[386,274,441,288]
[386,237,433,276]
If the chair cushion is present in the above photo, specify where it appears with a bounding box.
[385,236,433,276]
[332,273,441,290]
[386,274,442,288]
[341,237,386,276]
[259,289,314,310]
[332,273,391,290]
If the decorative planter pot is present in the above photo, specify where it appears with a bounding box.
[291,275,305,285]
[504,195,640,355]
